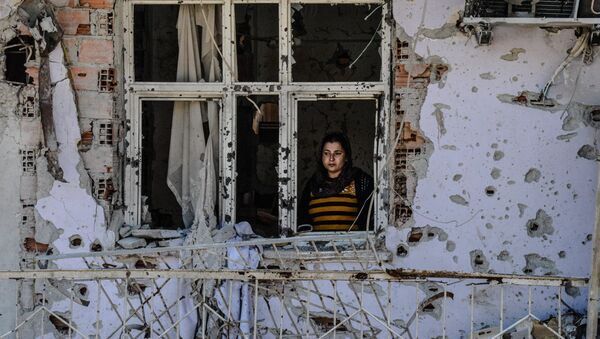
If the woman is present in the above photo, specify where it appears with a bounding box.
[298,132,374,231]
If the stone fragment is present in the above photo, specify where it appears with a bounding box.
[131,229,182,239]
[119,226,132,237]
[117,237,147,249]
[158,238,184,247]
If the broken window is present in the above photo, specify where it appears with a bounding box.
[236,96,279,236]
[291,4,382,82]
[235,4,279,82]
[123,0,392,235]
[138,98,221,229]
[133,5,223,82]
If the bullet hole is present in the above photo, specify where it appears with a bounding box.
[73,283,90,306]
[523,253,559,275]
[577,144,597,160]
[69,235,82,249]
[134,259,157,269]
[529,222,539,231]
[127,282,147,295]
[526,209,554,237]
[587,234,593,241]
[422,303,436,312]
[524,168,541,183]
[485,186,496,196]
[396,244,409,257]
[558,251,566,258]
[497,250,511,261]
[407,226,448,246]
[49,313,71,335]
[452,174,462,181]
[590,109,600,124]
[490,168,501,180]
[493,150,504,161]
[470,250,489,272]
[408,230,423,244]
[90,241,103,252]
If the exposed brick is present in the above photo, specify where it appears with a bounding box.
[24,238,49,252]
[77,24,92,35]
[395,64,410,88]
[77,92,113,119]
[55,8,90,35]
[78,39,113,64]
[80,0,114,9]
[25,66,38,86]
[69,66,99,91]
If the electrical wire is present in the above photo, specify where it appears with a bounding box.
[540,30,591,100]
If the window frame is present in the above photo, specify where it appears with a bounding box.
[122,0,393,234]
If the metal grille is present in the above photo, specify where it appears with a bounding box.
[0,234,587,338]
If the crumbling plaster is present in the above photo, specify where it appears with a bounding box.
[0,82,25,335]
[390,0,598,290]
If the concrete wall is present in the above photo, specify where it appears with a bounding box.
[383,0,599,334]
[0,0,598,336]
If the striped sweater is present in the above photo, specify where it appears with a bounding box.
[308,180,359,231]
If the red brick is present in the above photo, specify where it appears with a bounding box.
[78,39,113,64]
[55,8,90,35]
[69,66,99,91]
[395,64,410,88]
[25,66,39,86]
[79,0,114,9]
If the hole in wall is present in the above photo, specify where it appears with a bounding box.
[69,235,82,248]
[49,314,71,335]
[396,244,408,257]
[127,282,147,295]
[90,241,103,252]
[4,36,36,84]
[485,185,496,196]
[422,303,435,312]
[591,110,600,122]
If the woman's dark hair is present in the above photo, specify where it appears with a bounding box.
[317,132,353,173]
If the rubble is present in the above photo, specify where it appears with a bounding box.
[131,229,182,239]
[117,237,147,249]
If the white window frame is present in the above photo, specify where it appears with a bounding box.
[122,0,393,234]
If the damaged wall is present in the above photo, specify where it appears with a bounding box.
[0,0,598,336]
[386,0,599,333]
[0,0,119,335]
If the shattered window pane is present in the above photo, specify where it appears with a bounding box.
[236,96,280,237]
[134,5,223,83]
[291,4,382,82]
[235,4,279,82]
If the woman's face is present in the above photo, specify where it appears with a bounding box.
[322,141,347,178]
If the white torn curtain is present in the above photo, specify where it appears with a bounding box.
[169,5,222,338]
[167,5,221,231]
